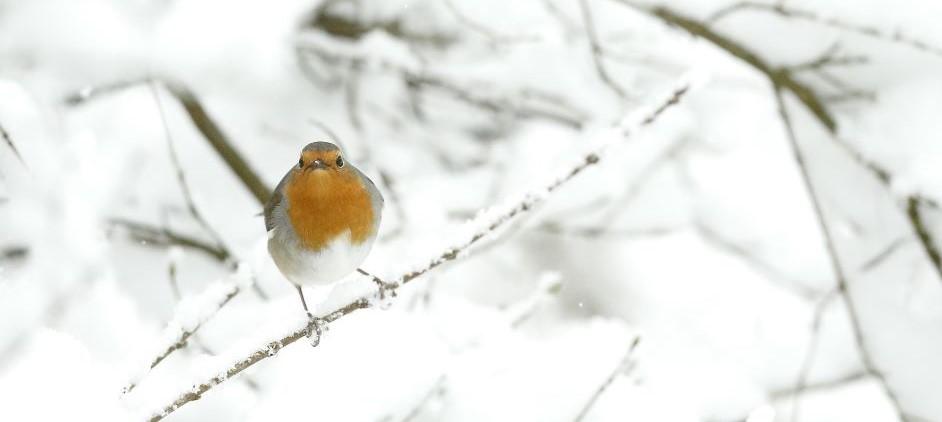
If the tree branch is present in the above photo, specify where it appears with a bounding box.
[296,39,588,129]
[774,87,912,422]
[124,276,245,394]
[613,0,942,291]
[149,82,230,256]
[66,78,271,206]
[573,337,641,422]
[145,78,693,421]
[109,218,229,262]
[0,121,25,166]
[578,0,633,101]
[708,2,942,60]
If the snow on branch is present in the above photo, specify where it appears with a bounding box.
[143,76,694,422]
[124,271,251,395]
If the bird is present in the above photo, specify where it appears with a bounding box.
[264,141,383,340]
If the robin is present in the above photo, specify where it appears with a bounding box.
[264,141,383,341]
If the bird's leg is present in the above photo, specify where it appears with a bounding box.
[294,285,324,346]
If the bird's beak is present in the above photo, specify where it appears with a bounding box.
[308,159,327,170]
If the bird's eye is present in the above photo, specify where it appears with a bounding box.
[298,157,304,168]
[335,155,344,168]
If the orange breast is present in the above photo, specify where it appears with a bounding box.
[285,170,375,251]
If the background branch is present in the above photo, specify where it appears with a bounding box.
[774,87,911,422]
[573,337,641,422]
[0,121,25,166]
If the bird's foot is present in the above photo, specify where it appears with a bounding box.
[305,312,326,347]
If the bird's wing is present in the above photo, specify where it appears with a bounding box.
[264,170,292,232]
[354,166,384,210]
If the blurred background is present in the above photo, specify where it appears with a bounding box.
[1,0,941,421]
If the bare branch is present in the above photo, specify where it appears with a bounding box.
[577,0,632,101]
[773,87,911,422]
[146,78,693,421]
[0,121,25,166]
[296,40,588,129]
[615,0,942,288]
[148,82,230,256]
[771,371,868,401]
[610,2,836,131]
[858,237,910,272]
[709,2,942,59]
[124,277,244,394]
[906,196,942,283]
[398,376,447,422]
[443,0,538,45]
[787,289,838,421]
[109,218,229,262]
[66,78,271,206]
[789,43,868,73]
[573,337,641,422]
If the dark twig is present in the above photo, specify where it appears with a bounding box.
[0,122,25,166]
[615,0,942,292]
[906,196,942,284]
[573,337,641,422]
[66,78,271,206]
[612,2,836,131]
[771,371,869,401]
[147,79,692,421]
[577,0,632,101]
[859,237,910,272]
[149,82,230,256]
[708,2,942,59]
[109,218,229,262]
[443,0,537,45]
[774,87,911,422]
[788,289,838,422]
[296,41,587,129]
[162,82,271,205]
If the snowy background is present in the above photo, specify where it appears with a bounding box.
[1,0,941,421]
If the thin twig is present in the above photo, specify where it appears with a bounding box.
[149,82,230,256]
[146,79,692,421]
[774,87,911,422]
[399,376,447,422]
[611,2,836,131]
[66,78,271,206]
[573,337,641,422]
[858,237,910,273]
[296,40,587,129]
[123,279,243,394]
[616,0,942,290]
[0,122,25,166]
[708,2,942,60]
[771,371,869,401]
[788,289,838,422]
[109,218,229,262]
[443,0,538,45]
[906,196,942,283]
[578,0,632,101]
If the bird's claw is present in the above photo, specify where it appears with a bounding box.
[305,313,326,347]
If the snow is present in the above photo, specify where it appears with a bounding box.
[2,0,942,421]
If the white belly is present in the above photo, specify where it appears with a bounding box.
[268,228,375,286]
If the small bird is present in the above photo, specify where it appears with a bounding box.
[264,141,383,338]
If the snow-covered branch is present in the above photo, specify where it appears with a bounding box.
[124,274,249,395]
[144,77,693,422]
